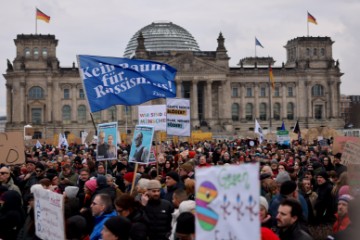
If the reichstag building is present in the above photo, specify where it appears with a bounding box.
[4,21,344,139]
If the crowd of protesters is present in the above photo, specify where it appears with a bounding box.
[0,137,359,240]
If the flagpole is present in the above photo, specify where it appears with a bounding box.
[35,7,37,35]
[255,37,257,58]
[307,11,309,37]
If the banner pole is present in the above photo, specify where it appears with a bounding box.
[130,163,138,195]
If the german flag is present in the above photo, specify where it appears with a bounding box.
[307,12,317,25]
[269,66,275,90]
[36,8,50,23]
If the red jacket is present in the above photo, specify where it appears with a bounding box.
[333,213,351,233]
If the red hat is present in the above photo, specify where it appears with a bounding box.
[85,179,97,193]
[123,172,135,183]
[188,151,196,159]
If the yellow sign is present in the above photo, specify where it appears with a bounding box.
[191,131,213,142]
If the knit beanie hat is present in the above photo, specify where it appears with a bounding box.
[85,179,97,193]
[35,162,45,171]
[275,172,291,184]
[179,200,196,214]
[338,185,350,197]
[176,212,195,235]
[66,215,87,239]
[104,216,131,239]
[338,194,354,204]
[270,159,278,165]
[123,172,135,183]
[166,171,180,182]
[260,196,269,212]
[147,180,161,190]
[280,180,297,196]
[316,170,328,180]
[65,186,79,199]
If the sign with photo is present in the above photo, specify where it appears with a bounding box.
[97,122,118,160]
[129,125,155,164]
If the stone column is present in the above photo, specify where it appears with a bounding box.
[205,80,213,122]
[47,80,53,123]
[240,84,245,119]
[191,80,199,126]
[307,81,312,118]
[254,85,259,119]
[176,80,182,98]
[19,82,26,123]
[282,83,287,118]
[6,84,12,122]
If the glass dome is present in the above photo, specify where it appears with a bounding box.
[124,21,200,58]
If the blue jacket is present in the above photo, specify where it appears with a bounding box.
[90,210,117,240]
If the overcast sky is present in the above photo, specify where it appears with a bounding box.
[1,0,359,116]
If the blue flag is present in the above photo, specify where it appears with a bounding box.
[255,37,264,48]
[78,55,177,112]
[280,121,286,130]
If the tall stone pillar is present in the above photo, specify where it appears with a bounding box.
[205,80,213,123]
[221,80,233,131]
[6,84,12,122]
[282,83,287,118]
[47,80,53,123]
[191,80,199,126]
[176,80,182,98]
[19,82,25,123]
[254,85,259,119]
[240,84,245,119]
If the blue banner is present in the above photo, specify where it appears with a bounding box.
[78,55,177,112]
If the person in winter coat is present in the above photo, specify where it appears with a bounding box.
[314,171,336,225]
[0,190,25,240]
[115,194,149,240]
[276,198,313,240]
[90,193,117,240]
[144,180,173,240]
[0,166,21,196]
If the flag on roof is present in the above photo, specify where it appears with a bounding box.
[307,12,317,25]
[36,8,50,23]
[255,37,264,48]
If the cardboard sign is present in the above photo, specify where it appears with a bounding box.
[0,132,25,165]
[34,188,65,240]
[342,141,360,166]
[332,136,360,154]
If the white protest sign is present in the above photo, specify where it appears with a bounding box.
[34,188,65,240]
[138,105,167,131]
[195,164,260,240]
[166,98,191,136]
[342,141,360,166]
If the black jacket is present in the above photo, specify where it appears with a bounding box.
[144,198,173,240]
[315,181,336,225]
[128,209,150,240]
[279,222,313,240]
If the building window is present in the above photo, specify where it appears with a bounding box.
[62,105,72,124]
[108,106,117,121]
[29,86,44,99]
[306,48,310,56]
[31,108,42,125]
[287,102,294,120]
[288,87,294,97]
[77,105,86,123]
[64,89,70,99]
[274,87,280,97]
[92,111,102,123]
[260,87,266,97]
[314,105,323,119]
[79,89,85,99]
[320,48,325,56]
[33,48,39,59]
[42,48,48,58]
[232,87,238,97]
[245,103,253,120]
[312,84,324,96]
[246,87,252,97]
[33,131,42,139]
[313,48,317,56]
[231,103,239,121]
[259,103,267,120]
[182,82,191,99]
[274,103,281,120]
[25,48,31,58]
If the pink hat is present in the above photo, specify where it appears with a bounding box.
[85,179,97,193]
[338,185,350,197]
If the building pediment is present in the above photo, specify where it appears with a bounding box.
[166,53,227,74]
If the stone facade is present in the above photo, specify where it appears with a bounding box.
[3,33,344,139]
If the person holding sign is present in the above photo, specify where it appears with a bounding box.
[130,132,149,163]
